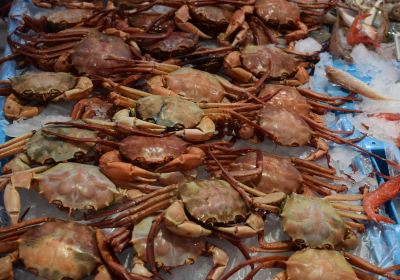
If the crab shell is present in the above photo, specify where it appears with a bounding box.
[257,104,312,146]
[45,8,93,31]
[259,84,311,116]
[136,95,204,129]
[26,125,97,164]
[34,163,118,211]
[255,0,301,27]
[229,152,303,194]
[240,45,300,79]
[18,220,100,280]
[10,72,77,102]
[149,68,227,103]
[118,135,191,169]
[141,32,199,60]
[286,249,358,280]
[189,5,232,34]
[71,33,134,76]
[132,216,206,270]
[281,194,347,248]
[180,180,248,225]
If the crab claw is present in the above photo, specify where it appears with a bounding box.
[363,176,400,224]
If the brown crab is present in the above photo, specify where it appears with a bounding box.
[128,215,229,279]
[206,149,348,196]
[221,248,400,280]
[8,28,176,79]
[0,162,144,224]
[32,0,104,9]
[223,44,314,85]
[105,67,264,104]
[0,218,148,280]
[0,72,92,120]
[40,123,207,186]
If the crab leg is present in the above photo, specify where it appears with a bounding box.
[344,252,400,280]
[220,256,288,280]
[175,5,212,39]
[96,230,151,280]
[254,230,297,252]
[87,184,178,220]
[204,243,229,280]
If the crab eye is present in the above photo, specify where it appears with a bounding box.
[173,123,185,130]
[50,89,60,96]
[44,158,55,165]
[145,118,156,124]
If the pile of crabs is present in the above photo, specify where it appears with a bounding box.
[0,0,399,279]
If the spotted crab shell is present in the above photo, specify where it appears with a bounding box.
[179,180,248,225]
[10,72,76,102]
[34,163,117,211]
[136,95,204,129]
[286,249,358,280]
[241,45,299,79]
[26,125,97,164]
[132,216,205,269]
[230,152,302,194]
[19,220,100,280]
[281,194,346,248]
[257,104,312,146]
[161,68,226,103]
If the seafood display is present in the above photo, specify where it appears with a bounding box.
[0,0,400,280]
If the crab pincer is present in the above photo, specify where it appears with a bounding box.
[363,176,400,224]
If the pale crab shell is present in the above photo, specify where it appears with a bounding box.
[259,84,312,116]
[179,180,248,225]
[26,125,97,164]
[10,72,76,102]
[230,152,303,194]
[281,194,347,248]
[154,68,227,103]
[34,163,118,211]
[257,104,312,146]
[241,45,300,79]
[132,216,206,269]
[19,220,100,280]
[136,95,204,129]
[286,249,358,280]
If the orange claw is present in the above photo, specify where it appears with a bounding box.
[347,13,379,48]
[363,176,400,224]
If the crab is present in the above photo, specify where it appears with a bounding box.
[254,0,309,42]
[105,67,265,104]
[0,72,92,120]
[206,149,349,196]
[32,0,104,9]
[140,32,199,60]
[21,8,97,32]
[221,248,400,280]
[128,215,229,279]
[0,123,98,169]
[1,162,145,224]
[8,28,176,79]
[258,84,361,115]
[0,218,148,280]
[223,44,315,85]
[71,96,115,120]
[40,123,207,186]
